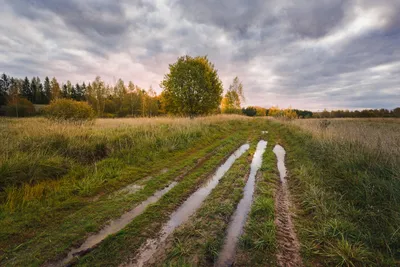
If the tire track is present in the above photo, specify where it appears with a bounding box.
[273,145,302,267]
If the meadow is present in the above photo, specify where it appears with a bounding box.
[0,116,399,266]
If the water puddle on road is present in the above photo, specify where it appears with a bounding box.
[273,145,287,183]
[56,182,177,267]
[216,140,267,267]
[123,144,250,267]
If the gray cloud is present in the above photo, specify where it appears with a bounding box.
[0,0,399,110]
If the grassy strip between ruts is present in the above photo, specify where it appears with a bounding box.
[75,131,251,266]
[151,134,261,266]
[235,126,278,266]
[0,132,237,266]
[277,121,400,266]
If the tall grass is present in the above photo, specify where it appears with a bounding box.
[278,118,400,265]
[290,118,400,168]
[0,115,249,212]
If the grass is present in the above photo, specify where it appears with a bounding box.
[276,118,400,266]
[2,115,399,266]
[0,115,258,266]
[235,128,278,266]
[76,133,249,266]
[154,131,262,266]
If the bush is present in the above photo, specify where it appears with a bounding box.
[45,99,95,121]
[242,107,257,116]
[6,97,35,117]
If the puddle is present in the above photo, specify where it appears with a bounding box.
[123,144,250,267]
[273,144,303,266]
[273,145,287,183]
[55,182,177,267]
[217,140,267,267]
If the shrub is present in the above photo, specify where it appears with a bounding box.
[45,99,95,122]
[6,97,35,117]
[242,107,257,116]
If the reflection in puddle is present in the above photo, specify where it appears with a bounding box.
[57,182,177,267]
[217,140,267,266]
[125,144,250,267]
[273,145,287,183]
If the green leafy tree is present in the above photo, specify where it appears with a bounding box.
[161,55,223,117]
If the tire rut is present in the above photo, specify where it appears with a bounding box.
[273,145,302,267]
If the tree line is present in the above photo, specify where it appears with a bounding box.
[0,73,160,117]
[314,108,400,118]
[1,54,399,119]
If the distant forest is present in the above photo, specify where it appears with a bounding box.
[0,72,399,118]
[0,73,160,117]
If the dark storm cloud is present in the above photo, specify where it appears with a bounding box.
[1,0,399,109]
[284,0,350,38]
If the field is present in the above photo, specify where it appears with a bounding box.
[0,116,399,266]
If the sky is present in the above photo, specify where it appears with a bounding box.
[1,0,399,110]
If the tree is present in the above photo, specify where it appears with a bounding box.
[393,107,400,118]
[147,86,159,116]
[44,77,51,103]
[90,76,107,116]
[114,79,127,115]
[50,77,61,100]
[80,82,87,101]
[161,55,223,117]
[221,76,244,114]
[0,73,10,105]
[31,77,38,104]
[8,78,21,116]
[36,77,45,104]
[21,77,32,102]
[242,106,257,116]
[123,81,141,116]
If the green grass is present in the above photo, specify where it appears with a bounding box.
[155,131,263,266]
[235,126,278,266]
[275,120,400,266]
[0,115,258,266]
[2,116,399,266]
[76,132,250,266]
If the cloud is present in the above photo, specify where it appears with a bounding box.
[0,0,399,110]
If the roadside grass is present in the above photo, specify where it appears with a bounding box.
[155,131,262,266]
[276,119,400,266]
[0,135,230,266]
[0,115,253,266]
[235,127,278,266]
[76,131,251,266]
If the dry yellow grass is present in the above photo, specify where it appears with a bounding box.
[289,118,400,164]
